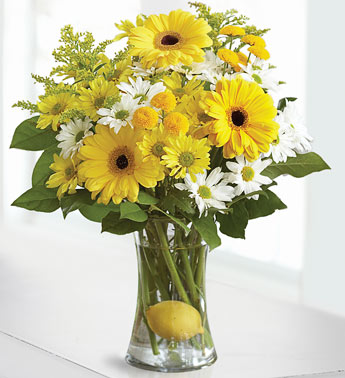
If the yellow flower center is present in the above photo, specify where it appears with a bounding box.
[155,31,184,50]
[228,107,249,128]
[179,152,194,167]
[241,166,255,182]
[164,112,189,135]
[94,96,105,109]
[115,109,129,120]
[108,146,134,174]
[198,185,212,199]
[132,107,158,129]
[152,142,165,157]
[64,167,74,180]
[51,103,64,115]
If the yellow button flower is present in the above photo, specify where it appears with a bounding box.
[132,106,158,129]
[163,112,189,135]
[248,46,270,60]
[217,48,240,68]
[151,92,176,113]
[219,25,245,36]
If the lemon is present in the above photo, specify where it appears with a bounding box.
[146,300,204,341]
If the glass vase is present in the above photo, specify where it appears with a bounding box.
[126,217,217,372]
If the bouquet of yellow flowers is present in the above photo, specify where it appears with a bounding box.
[11,2,329,372]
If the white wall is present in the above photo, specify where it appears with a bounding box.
[302,0,345,316]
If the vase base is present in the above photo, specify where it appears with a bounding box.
[125,350,217,373]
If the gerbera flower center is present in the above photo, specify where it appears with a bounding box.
[51,103,64,115]
[155,31,184,51]
[108,146,134,174]
[94,96,105,109]
[179,152,195,167]
[241,166,255,182]
[230,107,249,127]
[198,185,212,199]
[152,142,165,157]
[115,110,129,120]
[75,131,85,143]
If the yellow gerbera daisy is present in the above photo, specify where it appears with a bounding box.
[37,93,75,131]
[219,25,246,36]
[161,135,210,181]
[46,154,81,199]
[128,10,212,68]
[78,125,162,205]
[200,76,279,161]
[78,77,119,121]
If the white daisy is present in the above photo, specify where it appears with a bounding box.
[173,50,223,80]
[97,94,140,133]
[175,168,235,216]
[117,76,165,105]
[239,61,280,93]
[56,117,93,159]
[264,126,296,163]
[224,155,272,200]
[277,101,313,154]
[131,62,167,77]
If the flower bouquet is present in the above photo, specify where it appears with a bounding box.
[11,2,329,373]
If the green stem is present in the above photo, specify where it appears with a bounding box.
[154,221,191,305]
[195,245,206,290]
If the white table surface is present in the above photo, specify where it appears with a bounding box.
[1,228,345,378]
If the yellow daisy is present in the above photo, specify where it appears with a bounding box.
[78,77,119,121]
[200,76,279,161]
[78,125,162,205]
[37,93,75,131]
[219,25,246,36]
[161,134,210,181]
[128,10,212,68]
[163,72,203,102]
[46,154,81,199]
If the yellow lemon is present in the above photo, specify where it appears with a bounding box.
[146,300,204,341]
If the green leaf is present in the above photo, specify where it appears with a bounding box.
[102,211,146,235]
[150,205,190,234]
[60,189,94,218]
[120,202,148,222]
[192,214,221,251]
[277,97,297,111]
[10,116,58,151]
[79,201,119,223]
[11,185,59,213]
[160,189,195,215]
[262,152,331,180]
[32,146,60,186]
[217,201,249,239]
[137,191,158,205]
[245,190,287,220]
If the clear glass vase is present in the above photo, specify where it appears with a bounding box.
[126,217,217,372]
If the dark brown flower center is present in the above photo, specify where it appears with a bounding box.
[161,35,179,45]
[231,110,246,126]
[116,154,129,169]
[227,106,249,128]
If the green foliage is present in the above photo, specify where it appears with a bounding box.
[79,201,120,223]
[137,191,159,205]
[102,211,147,235]
[245,190,287,220]
[50,25,114,82]
[160,189,195,216]
[150,205,190,234]
[12,100,39,114]
[32,145,60,186]
[10,116,57,151]
[60,189,94,218]
[120,202,148,222]
[277,97,297,112]
[262,152,330,179]
[191,214,221,251]
[217,201,249,239]
[11,185,59,213]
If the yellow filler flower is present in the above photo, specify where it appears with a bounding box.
[128,10,212,68]
[161,134,210,181]
[201,76,279,161]
[78,125,162,205]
